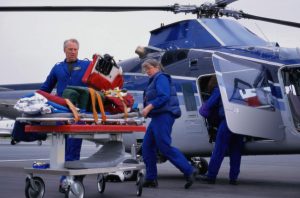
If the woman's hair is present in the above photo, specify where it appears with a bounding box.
[142,59,164,71]
[207,76,218,93]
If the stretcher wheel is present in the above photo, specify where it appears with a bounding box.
[25,176,45,198]
[136,172,144,196]
[66,180,85,198]
[97,174,106,193]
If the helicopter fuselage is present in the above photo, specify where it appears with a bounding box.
[1,17,300,159]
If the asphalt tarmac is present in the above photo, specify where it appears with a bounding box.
[0,138,299,198]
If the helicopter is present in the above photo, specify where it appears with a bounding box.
[1,0,300,175]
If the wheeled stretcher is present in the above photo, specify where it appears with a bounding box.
[19,115,146,198]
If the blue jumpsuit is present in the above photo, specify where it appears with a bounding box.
[40,59,90,162]
[199,86,244,181]
[142,72,193,180]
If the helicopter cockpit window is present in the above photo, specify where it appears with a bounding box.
[161,49,189,66]
[202,19,268,47]
[279,47,300,61]
[220,60,275,110]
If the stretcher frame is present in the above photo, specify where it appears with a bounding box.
[22,122,146,198]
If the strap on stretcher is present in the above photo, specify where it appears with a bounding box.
[88,88,107,123]
[65,98,80,123]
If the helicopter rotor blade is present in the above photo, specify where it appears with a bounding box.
[0,4,203,15]
[1,3,300,29]
[215,0,238,8]
[241,12,300,28]
[219,9,300,29]
[0,5,175,12]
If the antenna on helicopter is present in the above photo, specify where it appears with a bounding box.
[0,0,300,28]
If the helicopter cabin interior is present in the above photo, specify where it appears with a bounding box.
[197,75,220,143]
[281,66,300,131]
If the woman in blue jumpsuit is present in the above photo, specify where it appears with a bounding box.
[199,85,244,185]
[141,59,195,189]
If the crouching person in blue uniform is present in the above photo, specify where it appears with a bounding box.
[141,59,196,189]
[199,84,244,185]
[39,38,90,192]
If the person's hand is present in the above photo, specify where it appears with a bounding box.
[142,104,154,117]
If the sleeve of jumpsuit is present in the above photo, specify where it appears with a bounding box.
[39,66,57,93]
[150,75,171,109]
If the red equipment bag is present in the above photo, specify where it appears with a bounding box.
[104,89,134,114]
[105,94,134,114]
[82,54,124,91]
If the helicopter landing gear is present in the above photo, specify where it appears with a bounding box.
[191,157,208,175]
[122,159,139,181]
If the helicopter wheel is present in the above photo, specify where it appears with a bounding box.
[25,176,45,198]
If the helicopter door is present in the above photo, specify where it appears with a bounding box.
[212,52,284,140]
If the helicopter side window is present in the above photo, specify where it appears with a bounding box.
[247,68,275,110]
[181,82,197,111]
[230,78,252,104]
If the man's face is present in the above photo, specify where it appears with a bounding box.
[64,41,79,62]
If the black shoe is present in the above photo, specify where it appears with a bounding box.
[10,139,19,145]
[229,180,238,185]
[143,179,158,188]
[201,176,216,184]
[184,169,197,189]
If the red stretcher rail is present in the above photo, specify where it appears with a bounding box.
[25,124,146,133]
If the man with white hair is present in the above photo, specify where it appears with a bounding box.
[40,38,90,193]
